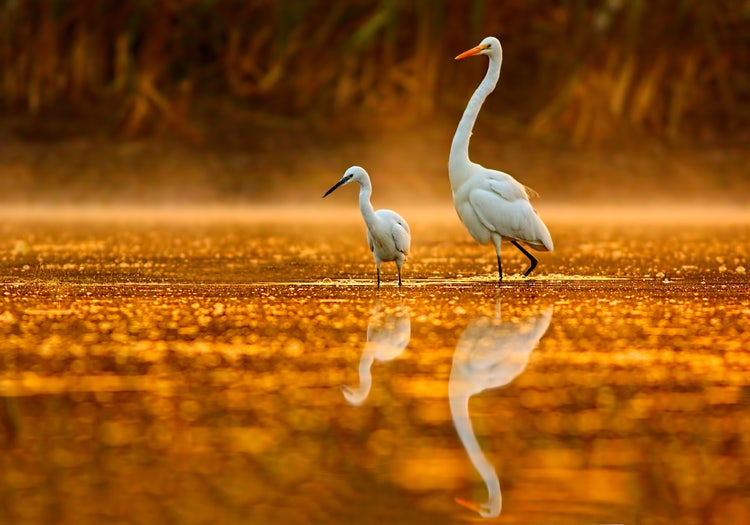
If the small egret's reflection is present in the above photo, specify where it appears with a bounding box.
[342,295,411,406]
[449,299,553,518]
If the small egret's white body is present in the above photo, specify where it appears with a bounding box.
[451,37,553,281]
[323,166,410,286]
[342,298,411,406]
[449,301,554,517]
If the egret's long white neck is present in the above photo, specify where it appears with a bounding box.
[357,177,377,228]
[448,385,502,515]
[449,51,502,188]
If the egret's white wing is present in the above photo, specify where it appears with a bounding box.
[469,189,552,250]
[377,209,410,256]
[468,189,533,236]
[392,221,410,256]
[485,174,528,202]
[392,211,411,233]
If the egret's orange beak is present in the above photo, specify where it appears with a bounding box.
[454,497,482,512]
[455,44,485,60]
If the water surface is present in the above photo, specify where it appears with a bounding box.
[0,206,748,524]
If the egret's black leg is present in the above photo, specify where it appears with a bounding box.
[497,254,503,282]
[377,267,381,287]
[511,240,538,277]
[397,266,402,287]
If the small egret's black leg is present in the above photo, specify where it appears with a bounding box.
[511,240,538,277]
[397,266,402,287]
[377,267,381,287]
[497,254,503,282]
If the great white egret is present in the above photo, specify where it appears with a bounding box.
[450,300,554,517]
[323,166,411,286]
[450,37,553,281]
[342,296,411,406]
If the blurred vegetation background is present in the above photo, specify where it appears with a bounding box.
[1,0,749,204]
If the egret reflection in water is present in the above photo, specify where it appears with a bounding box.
[449,299,554,518]
[342,295,411,405]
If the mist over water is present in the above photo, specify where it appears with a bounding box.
[2,122,748,207]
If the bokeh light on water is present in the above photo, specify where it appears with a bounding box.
[0,206,748,524]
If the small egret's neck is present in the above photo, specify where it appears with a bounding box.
[343,350,374,406]
[449,52,502,187]
[357,176,377,228]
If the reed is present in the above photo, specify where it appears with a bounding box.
[0,0,745,144]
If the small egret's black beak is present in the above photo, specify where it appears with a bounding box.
[323,178,346,198]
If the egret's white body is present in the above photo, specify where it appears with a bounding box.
[451,37,553,281]
[449,301,553,518]
[323,166,410,286]
[342,298,410,406]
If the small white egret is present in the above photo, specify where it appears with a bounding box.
[342,297,410,406]
[323,166,411,286]
[450,37,553,281]
[450,300,554,518]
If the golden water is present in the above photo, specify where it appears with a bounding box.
[0,206,748,524]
